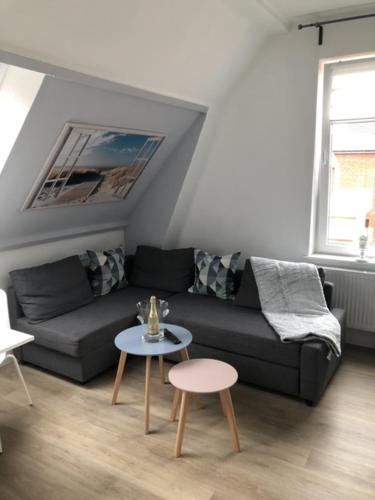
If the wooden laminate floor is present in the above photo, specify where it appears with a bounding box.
[0,346,374,500]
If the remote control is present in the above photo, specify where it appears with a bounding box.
[164,329,181,344]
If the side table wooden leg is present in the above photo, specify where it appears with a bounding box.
[112,351,127,405]
[144,356,152,434]
[171,388,182,421]
[179,348,200,409]
[220,389,240,452]
[220,393,227,417]
[175,391,189,457]
[158,355,165,384]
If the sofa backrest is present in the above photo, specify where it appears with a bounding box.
[7,255,333,325]
[233,269,243,294]
[125,254,135,281]
[125,255,331,304]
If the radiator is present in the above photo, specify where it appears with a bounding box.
[325,267,375,332]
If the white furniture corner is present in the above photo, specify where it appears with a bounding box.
[0,289,34,453]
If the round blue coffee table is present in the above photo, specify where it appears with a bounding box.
[111,323,192,434]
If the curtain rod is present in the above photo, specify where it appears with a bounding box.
[298,13,375,46]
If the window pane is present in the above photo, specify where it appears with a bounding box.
[330,70,375,120]
[328,122,375,251]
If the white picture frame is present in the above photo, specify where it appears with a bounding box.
[22,122,165,210]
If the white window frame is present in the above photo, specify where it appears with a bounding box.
[314,57,375,257]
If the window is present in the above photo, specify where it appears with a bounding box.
[315,58,375,257]
[0,63,44,176]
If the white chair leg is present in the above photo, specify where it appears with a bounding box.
[8,354,32,406]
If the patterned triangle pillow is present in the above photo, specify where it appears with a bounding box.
[188,249,241,300]
[80,246,127,296]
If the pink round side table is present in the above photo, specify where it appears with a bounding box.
[168,358,240,457]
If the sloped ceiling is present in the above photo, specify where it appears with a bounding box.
[0,0,284,105]
[264,0,375,21]
[1,1,373,105]
[0,73,203,248]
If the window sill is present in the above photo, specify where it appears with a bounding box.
[306,253,375,273]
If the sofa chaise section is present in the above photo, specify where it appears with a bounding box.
[165,287,345,405]
[8,286,172,382]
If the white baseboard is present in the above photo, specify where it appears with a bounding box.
[346,328,375,349]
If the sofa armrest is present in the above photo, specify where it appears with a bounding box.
[7,286,24,327]
[323,281,334,310]
[300,307,346,404]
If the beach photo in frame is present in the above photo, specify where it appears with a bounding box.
[23,123,165,209]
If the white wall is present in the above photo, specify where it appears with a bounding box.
[0,0,282,106]
[126,114,206,252]
[0,229,124,290]
[171,19,375,264]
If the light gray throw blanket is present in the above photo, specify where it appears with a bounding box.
[251,257,341,357]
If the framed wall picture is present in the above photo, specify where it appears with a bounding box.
[23,122,165,209]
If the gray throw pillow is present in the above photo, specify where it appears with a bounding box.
[188,249,241,300]
[130,245,194,293]
[10,256,94,322]
[80,246,126,297]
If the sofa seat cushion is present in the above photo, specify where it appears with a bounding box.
[16,287,172,358]
[167,292,301,368]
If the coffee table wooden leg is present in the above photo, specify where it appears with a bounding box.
[112,351,127,405]
[220,389,240,452]
[180,348,189,361]
[144,356,152,434]
[158,355,165,384]
[175,391,189,457]
[171,388,181,421]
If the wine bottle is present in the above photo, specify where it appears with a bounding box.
[147,296,160,335]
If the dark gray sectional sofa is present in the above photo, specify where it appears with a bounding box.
[7,254,345,405]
